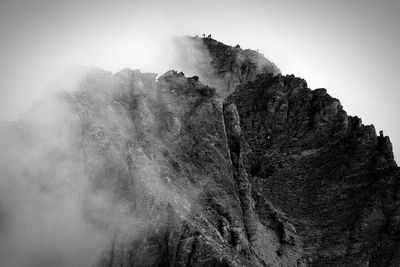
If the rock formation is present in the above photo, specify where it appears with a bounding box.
[0,36,399,266]
[172,36,280,98]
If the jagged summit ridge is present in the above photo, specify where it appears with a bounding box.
[172,36,280,98]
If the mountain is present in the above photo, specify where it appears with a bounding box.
[0,37,399,267]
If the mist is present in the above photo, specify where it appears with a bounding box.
[0,59,200,266]
[0,1,399,265]
[1,34,256,266]
[2,0,399,160]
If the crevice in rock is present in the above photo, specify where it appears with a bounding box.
[222,102,258,244]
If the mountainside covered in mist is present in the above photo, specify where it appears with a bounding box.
[0,36,399,267]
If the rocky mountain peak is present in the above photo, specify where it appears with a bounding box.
[0,37,399,267]
[172,36,280,98]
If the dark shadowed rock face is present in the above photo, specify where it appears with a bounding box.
[225,73,400,266]
[0,38,399,267]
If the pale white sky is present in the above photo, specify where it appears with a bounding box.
[0,0,399,159]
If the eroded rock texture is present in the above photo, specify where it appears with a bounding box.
[173,36,280,98]
[225,73,400,266]
[0,37,399,267]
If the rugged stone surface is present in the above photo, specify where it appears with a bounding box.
[225,73,400,266]
[173,36,280,98]
[0,37,399,266]
[75,69,253,266]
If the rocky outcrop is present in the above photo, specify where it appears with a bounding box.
[0,37,399,267]
[78,69,255,266]
[225,73,400,266]
[173,36,280,98]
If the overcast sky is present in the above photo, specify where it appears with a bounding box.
[0,0,399,159]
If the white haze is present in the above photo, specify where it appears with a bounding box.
[0,87,137,266]
[0,37,210,264]
[0,1,399,265]
[1,0,399,160]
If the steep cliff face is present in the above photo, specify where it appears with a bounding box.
[0,37,399,267]
[225,73,400,266]
[64,68,255,266]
